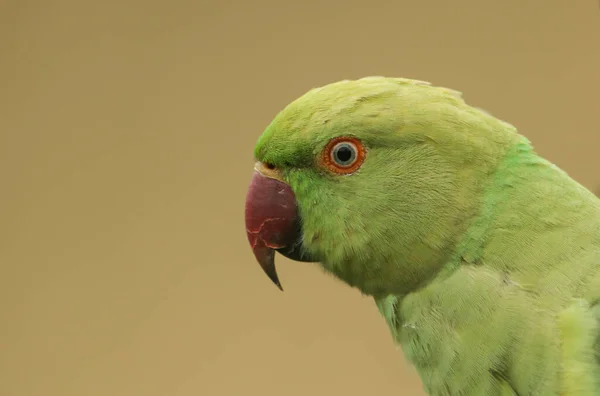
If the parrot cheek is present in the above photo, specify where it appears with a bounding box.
[244,164,314,290]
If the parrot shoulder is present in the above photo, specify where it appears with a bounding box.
[555,299,600,395]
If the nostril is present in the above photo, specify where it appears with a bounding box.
[265,162,276,170]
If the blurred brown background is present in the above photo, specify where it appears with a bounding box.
[1,0,599,395]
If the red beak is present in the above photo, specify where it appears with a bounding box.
[244,166,301,291]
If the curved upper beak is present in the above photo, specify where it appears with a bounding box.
[244,162,316,290]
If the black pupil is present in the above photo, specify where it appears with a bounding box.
[335,145,353,163]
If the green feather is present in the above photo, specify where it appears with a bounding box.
[253,77,600,395]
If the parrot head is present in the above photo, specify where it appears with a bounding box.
[244,77,521,296]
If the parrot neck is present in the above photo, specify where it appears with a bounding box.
[376,137,600,395]
[433,136,600,297]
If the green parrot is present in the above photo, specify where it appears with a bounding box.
[244,76,600,396]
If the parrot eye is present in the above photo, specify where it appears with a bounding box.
[322,136,366,175]
[331,142,357,166]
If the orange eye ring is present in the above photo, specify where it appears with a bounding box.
[321,136,366,175]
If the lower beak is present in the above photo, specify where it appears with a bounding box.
[244,166,315,290]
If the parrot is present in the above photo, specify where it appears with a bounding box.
[243,76,600,396]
